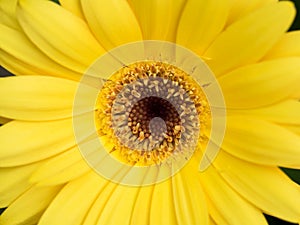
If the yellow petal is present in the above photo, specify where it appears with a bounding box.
[83,181,118,225]
[60,0,84,19]
[284,125,300,136]
[200,166,268,225]
[0,9,18,29]
[0,0,17,19]
[30,146,91,186]
[0,24,82,80]
[0,185,62,225]
[39,172,104,225]
[215,151,300,223]
[96,183,140,225]
[0,76,78,121]
[264,30,300,59]
[204,1,296,76]
[0,50,42,75]
[209,218,217,225]
[0,161,43,207]
[0,119,76,166]
[219,57,300,108]
[177,0,229,55]
[150,179,177,225]
[228,99,300,125]
[172,167,209,225]
[128,0,186,41]
[17,0,105,73]
[0,0,19,28]
[128,185,155,225]
[81,0,142,50]
[226,0,277,25]
[291,89,300,99]
[220,116,300,168]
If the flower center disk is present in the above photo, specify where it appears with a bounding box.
[96,61,211,166]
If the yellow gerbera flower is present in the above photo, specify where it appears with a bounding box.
[1,0,300,225]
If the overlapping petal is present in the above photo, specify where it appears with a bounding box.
[0,76,80,121]
[38,172,104,225]
[226,0,276,25]
[0,24,82,79]
[149,179,177,225]
[177,0,229,55]
[0,0,18,28]
[0,119,76,166]
[200,165,268,225]
[264,30,300,59]
[60,0,84,19]
[0,50,44,75]
[172,160,209,225]
[215,151,300,223]
[219,116,300,168]
[17,0,105,74]
[204,1,295,76]
[0,185,62,225]
[228,100,300,125]
[30,146,91,186]
[219,57,300,108]
[128,0,186,41]
[0,161,43,207]
[81,0,142,50]
[83,181,118,224]
[95,182,140,225]
[0,1,299,225]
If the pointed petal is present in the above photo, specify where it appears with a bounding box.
[0,162,43,207]
[219,57,300,108]
[220,116,300,168]
[0,24,82,79]
[0,76,78,121]
[60,0,84,19]
[177,0,229,55]
[0,185,62,225]
[215,151,300,223]
[264,30,300,59]
[228,100,300,125]
[17,0,105,73]
[0,119,76,166]
[226,0,277,25]
[200,166,268,225]
[81,0,142,50]
[39,172,104,225]
[204,2,296,76]
[30,146,91,186]
[128,0,186,41]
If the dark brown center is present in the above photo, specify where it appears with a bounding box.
[128,96,181,144]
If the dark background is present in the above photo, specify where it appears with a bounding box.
[0,0,300,224]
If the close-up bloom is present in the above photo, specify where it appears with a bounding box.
[1,0,300,225]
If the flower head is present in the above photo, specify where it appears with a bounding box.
[0,0,300,225]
